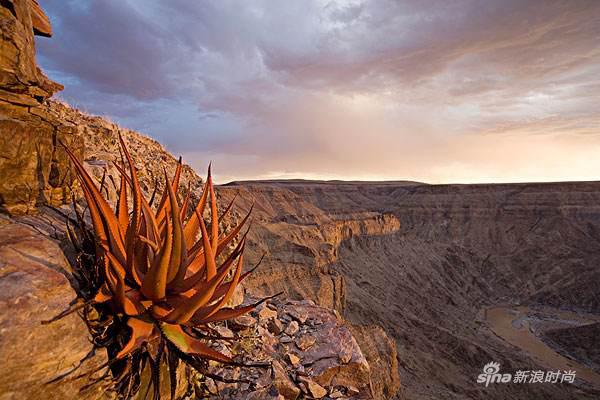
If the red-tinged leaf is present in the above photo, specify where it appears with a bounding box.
[160,323,232,363]
[164,169,186,285]
[117,174,128,235]
[116,318,156,359]
[190,247,244,321]
[93,283,113,303]
[208,174,218,251]
[133,235,149,280]
[197,209,217,279]
[77,178,108,245]
[171,230,246,295]
[208,253,263,302]
[183,165,210,251]
[119,134,146,288]
[138,235,159,253]
[188,295,277,326]
[160,250,237,324]
[141,216,173,301]
[155,157,183,224]
[61,142,126,263]
[104,249,147,315]
[112,161,160,245]
[185,246,206,274]
[189,303,256,325]
[180,183,192,220]
[118,133,141,234]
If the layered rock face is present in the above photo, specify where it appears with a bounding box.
[0,0,82,214]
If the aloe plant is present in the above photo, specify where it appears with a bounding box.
[57,134,266,399]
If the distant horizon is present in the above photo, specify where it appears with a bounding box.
[38,1,600,184]
[217,176,600,186]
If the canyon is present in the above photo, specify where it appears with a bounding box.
[217,180,600,399]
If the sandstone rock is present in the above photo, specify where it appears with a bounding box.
[232,314,257,329]
[0,0,61,100]
[0,223,108,399]
[258,304,279,322]
[200,299,374,399]
[286,307,309,324]
[223,179,600,399]
[28,0,52,37]
[295,334,317,351]
[287,353,301,366]
[0,219,191,400]
[246,388,285,400]
[297,376,328,399]
[280,335,293,344]
[272,360,300,400]
[284,320,299,336]
[287,303,370,392]
[0,0,76,213]
[268,317,284,335]
[349,324,400,400]
[215,324,235,339]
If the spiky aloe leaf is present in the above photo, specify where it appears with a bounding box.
[59,135,267,400]
[161,248,239,324]
[182,166,210,251]
[61,141,127,264]
[197,209,217,280]
[209,173,218,251]
[117,175,128,235]
[117,318,156,359]
[141,216,173,301]
[164,169,186,285]
[160,324,231,363]
[189,246,244,322]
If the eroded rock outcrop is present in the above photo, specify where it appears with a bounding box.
[0,0,81,214]
[200,298,373,399]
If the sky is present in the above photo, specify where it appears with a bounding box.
[36,0,600,184]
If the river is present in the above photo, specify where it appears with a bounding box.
[485,306,600,387]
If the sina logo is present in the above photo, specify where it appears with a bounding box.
[477,362,512,387]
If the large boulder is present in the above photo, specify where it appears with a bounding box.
[0,222,109,399]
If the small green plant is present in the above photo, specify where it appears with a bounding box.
[54,134,267,399]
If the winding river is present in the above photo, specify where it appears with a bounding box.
[485,306,600,387]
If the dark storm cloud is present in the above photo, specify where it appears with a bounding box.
[37,0,600,183]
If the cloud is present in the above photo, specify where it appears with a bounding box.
[36,0,600,183]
